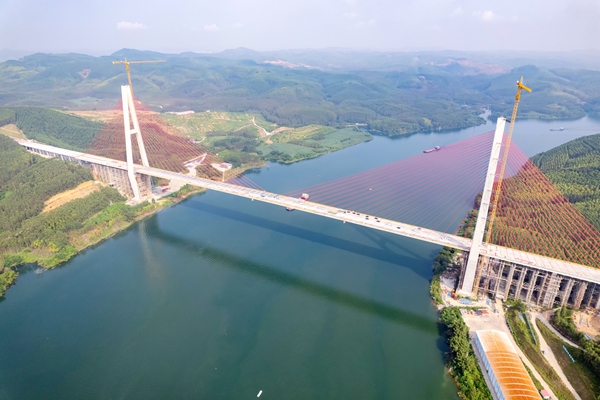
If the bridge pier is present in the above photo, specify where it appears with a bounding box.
[90,164,151,200]
[524,270,539,304]
[21,139,152,202]
[572,282,587,309]
[514,267,527,300]
[560,278,576,307]
[503,264,516,300]
[541,273,560,308]
[466,254,600,310]
[592,284,600,309]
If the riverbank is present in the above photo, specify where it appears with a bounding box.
[0,185,205,297]
[429,246,583,400]
[3,117,599,399]
[440,307,493,400]
[429,247,491,399]
[163,111,374,167]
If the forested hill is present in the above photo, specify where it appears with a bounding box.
[2,50,600,136]
[0,134,123,295]
[0,134,199,297]
[0,107,101,151]
[532,133,600,230]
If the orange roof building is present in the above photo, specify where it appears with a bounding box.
[474,330,540,400]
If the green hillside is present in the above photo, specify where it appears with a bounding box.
[532,133,600,230]
[165,111,373,165]
[2,49,599,138]
[0,135,146,296]
[0,51,488,136]
[0,107,102,150]
[0,133,207,298]
[484,65,600,119]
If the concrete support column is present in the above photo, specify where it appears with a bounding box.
[525,270,539,304]
[541,274,562,309]
[573,282,588,309]
[492,262,503,296]
[503,265,516,300]
[514,268,527,301]
[533,272,546,307]
[585,284,597,308]
[560,278,575,306]
[90,164,135,199]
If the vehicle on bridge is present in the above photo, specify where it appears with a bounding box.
[286,193,310,211]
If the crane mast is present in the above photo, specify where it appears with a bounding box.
[471,76,531,293]
[112,58,166,97]
[487,77,532,240]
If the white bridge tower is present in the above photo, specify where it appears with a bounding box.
[121,85,151,201]
[458,117,506,296]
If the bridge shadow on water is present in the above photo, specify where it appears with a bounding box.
[145,204,445,338]
[180,201,432,280]
[349,224,447,285]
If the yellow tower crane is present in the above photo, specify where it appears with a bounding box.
[472,76,531,293]
[112,58,166,97]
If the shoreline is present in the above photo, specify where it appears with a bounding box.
[0,186,206,297]
[0,126,371,298]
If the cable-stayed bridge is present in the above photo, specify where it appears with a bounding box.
[14,86,600,310]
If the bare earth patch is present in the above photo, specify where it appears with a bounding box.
[0,124,26,139]
[573,310,600,340]
[43,181,103,213]
[66,110,124,122]
[78,68,91,78]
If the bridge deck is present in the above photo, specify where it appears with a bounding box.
[16,139,600,285]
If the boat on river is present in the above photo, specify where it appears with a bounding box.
[549,127,564,131]
[423,146,441,153]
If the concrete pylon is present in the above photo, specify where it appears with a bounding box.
[458,118,506,296]
[121,85,150,201]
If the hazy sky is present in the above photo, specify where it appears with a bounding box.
[1,0,599,55]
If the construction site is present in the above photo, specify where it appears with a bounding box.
[473,257,600,310]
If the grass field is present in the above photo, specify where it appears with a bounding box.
[506,310,577,400]
[257,126,372,163]
[68,110,122,123]
[0,124,26,139]
[268,125,336,143]
[164,111,373,165]
[536,319,600,400]
[523,363,544,391]
[163,111,278,139]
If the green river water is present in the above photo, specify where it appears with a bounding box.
[0,117,599,399]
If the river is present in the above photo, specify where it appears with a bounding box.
[0,117,599,399]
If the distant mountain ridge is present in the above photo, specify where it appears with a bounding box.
[1,49,600,135]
